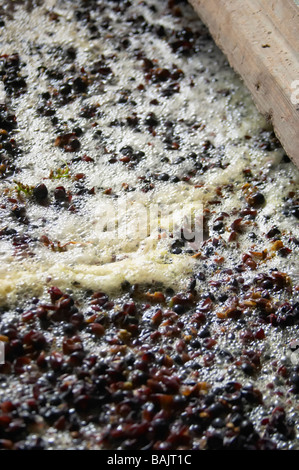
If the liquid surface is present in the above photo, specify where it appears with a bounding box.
[0,0,298,451]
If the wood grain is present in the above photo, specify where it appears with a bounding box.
[189,0,299,168]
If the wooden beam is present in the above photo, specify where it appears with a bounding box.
[189,0,299,168]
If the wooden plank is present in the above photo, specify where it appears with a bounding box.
[261,0,299,52]
[189,0,299,168]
